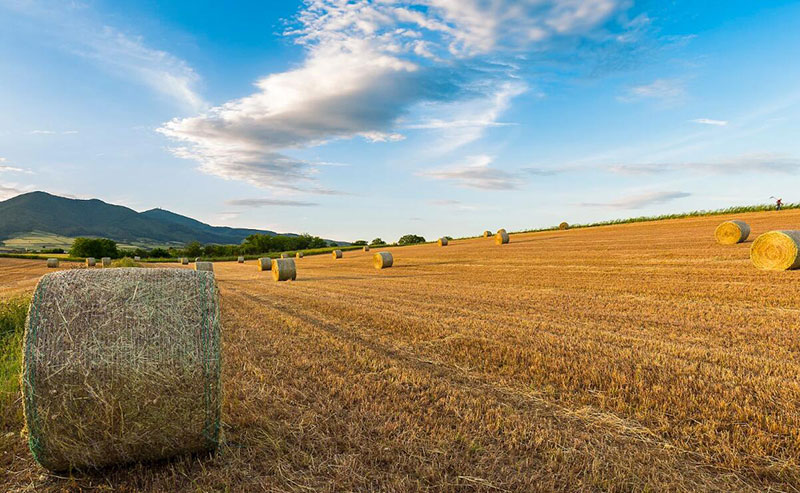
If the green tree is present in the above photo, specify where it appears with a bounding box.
[149,248,170,258]
[370,238,384,246]
[69,237,119,258]
[184,241,203,258]
[352,240,367,246]
[398,234,425,245]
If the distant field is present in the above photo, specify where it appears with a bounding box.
[0,230,175,252]
[2,209,800,491]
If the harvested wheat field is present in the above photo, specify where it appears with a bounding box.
[3,210,800,491]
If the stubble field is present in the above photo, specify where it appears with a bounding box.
[2,210,800,492]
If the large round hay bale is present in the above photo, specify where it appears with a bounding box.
[373,252,393,269]
[296,252,304,259]
[101,257,111,267]
[362,245,370,252]
[438,237,448,247]
[46,258,59,268]
[180,258,189,265]
[85,257,96,268]
[195,261,213,272]
[559,222,569,230]
[21,268,221,471]
[715,220,750,245]
[237,256,244,263]
[280,253,289,259]
[495,229,509,245]
[332,250,343,259]
[272,258,296,281]
[750,230,800,270]
[257,257,271,271]
[483,230,492,238]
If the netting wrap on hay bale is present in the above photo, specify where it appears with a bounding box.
[362,245,370,252]
[46,258,59,268]
[257,257,271,271]
[237,256,244,263]
[296,252,304,259]
[85,258,96,267]
[180,258,189,265]
[195,261,214,272]
[21,268,221,472]
[559,222,569,230]
[715,220,750,245]
[495,229,509,245]
[272,258,297,281]
[438,238,448,246]
[101,257,111,267]
[483,230,491,238]
[373,252,393,269]
[332,250,343,259]
[750,230,800,270]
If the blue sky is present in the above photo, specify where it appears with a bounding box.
[1,0,800,242]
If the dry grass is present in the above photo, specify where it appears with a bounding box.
[2,209,800,490]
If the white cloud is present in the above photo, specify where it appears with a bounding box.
[607,153,800,175]
[419,154,522,190]
[619,78,686,104]
[582,190,691,209]
[227,198,320,207]
[691,118,728,126]
[30,129,80,135]
[0,183,30,201]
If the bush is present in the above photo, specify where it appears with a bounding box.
[149,248,170,258]
[352,240,367,246]
[111,257,141,268]
[398,234,426,245]
[69,237,118,259]
[370,238,385,246]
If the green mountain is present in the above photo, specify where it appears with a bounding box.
[0,191,284,246]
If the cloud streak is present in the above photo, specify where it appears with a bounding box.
[419,155,522,190]
[582,190,691,209]
[226,198,320,207]
[691,118,727,126]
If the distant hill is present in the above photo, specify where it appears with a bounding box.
[0,191,310,247]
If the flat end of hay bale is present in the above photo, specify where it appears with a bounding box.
[438,238,448,246]
[332,250,343,259]
[46,258,59,268]
[373,252,393,269]
[482,230,492,238]
[559,222,569,230]
[750,230,800,270]
[194,261,214,272]
[495,230,509,245]
[237,256,245,263]
[715,220,750,245]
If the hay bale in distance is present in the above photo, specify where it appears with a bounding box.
[373,252,393,269]
[272,258,297,281]
[363,245,370,252]
[194,257,201,263]
[101,257,111,267]
[194,261,214,272]
[495,229,509,245]
[85,258,96,268]
[257,257,271,271]
[180,258,189,265]
[750,230,800,270]
[559,222,569,230]
[280,253,289,259]
[237,256,245,263]
[483,230,492,238]
[46,258,59,268]
[715,220,750,245]
[332,250,343,259]
[438,237,449,247]
[296,252,304,259]
[133,256,141,261]
[21,268,221,471]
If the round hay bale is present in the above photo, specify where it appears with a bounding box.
[495,229,509,245]
[85,258,96,268]
[257,257,271,271]
[715,220,750,245]
[237,256,244,263]
[272,258,297,281]
[373,252,393,269]
[332,250,343,259]
[559,222,569,230]
[750,230,800,270]
[194,261,213,272]
[362,245,370,252]
[46,258,59,268]
[101,257,111,268]
[180,258,189,265]
[194,258,201,263]
[296,252,304,259]
[280,253,289,259]
[133,256,141,261]
[438,237,448,247]
[483,230,492,238]
[21,268,221,471]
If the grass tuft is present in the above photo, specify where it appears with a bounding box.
[1,296,29,431]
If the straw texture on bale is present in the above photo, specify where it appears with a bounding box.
[296,252,304,258]
[46,258,59,268]
[715,220,750,245]
[257,257,271,271]
[373,252,393,269]
[362,245,370,252]
[195,261,214,272]
[101,257,111,267]
[280,253,289,259]
[237,256,244,263]
[85,258,96,267]
[272,258,297,281]
[559,222,569,230]
[483,230,492,238]
[21,268,221,471]
[332,250,343,259]
[180,258,189,265]
[438,238,448,247]
[495,229,509,245]
[750,230,800,270]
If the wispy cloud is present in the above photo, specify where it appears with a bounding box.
[607,153,800,175]
[30,129,79,135]
[0,158,31,174]
[582,190,691,209]
[0,183,29,201]
[419,155,522,190]
[428,199,478,210]
[619,78,686,104]
[690,118,727,126]
[226,198,320,207]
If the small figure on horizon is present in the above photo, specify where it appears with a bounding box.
[776,197,783,211]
